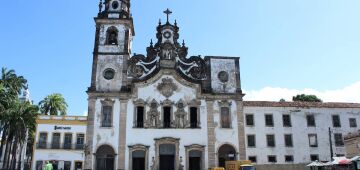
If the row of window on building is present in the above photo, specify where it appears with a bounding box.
[245,114,357,128]
[101,105,234,129]
[247,154,326,163]
[246,133,344,148]
[37,132,85,150]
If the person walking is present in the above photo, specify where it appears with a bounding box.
[45,161,53,170]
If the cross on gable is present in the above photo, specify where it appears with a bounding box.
[164,8,172,23]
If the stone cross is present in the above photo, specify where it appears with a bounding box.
[164,8,172,23]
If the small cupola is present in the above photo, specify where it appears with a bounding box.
[97,0,131,19]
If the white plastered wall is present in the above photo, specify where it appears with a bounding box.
[244,106,360,164]
[125,75,210,169]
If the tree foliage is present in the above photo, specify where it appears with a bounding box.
[292,94,322,102]
[39,93,68,115]
[0,67,39,169]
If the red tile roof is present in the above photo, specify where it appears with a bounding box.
[243,101,360,108]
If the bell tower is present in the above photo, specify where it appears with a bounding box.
[89,0,134,92]
[85,1,134,170]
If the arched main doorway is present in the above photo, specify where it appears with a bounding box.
[96,145,115,170]
[159,144,176,170]
[218,144,237,168]
[132,150,146,170]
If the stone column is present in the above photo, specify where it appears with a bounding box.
[118,99,128,170]
[84,98,96,170]
[206,100,216,167]
[236,101,246,159]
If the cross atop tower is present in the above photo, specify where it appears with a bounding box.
[164,8,172,23]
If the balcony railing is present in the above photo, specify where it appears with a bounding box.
[36,142,84,150]
[133,122,144,128]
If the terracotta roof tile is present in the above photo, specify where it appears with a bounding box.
[243,101,360,108]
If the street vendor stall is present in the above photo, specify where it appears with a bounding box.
[307,161,327,170]
[332,157,353,170]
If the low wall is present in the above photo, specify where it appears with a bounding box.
[255,164,309,170]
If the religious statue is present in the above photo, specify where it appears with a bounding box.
[147,100,159,128]
[175,100,187,128]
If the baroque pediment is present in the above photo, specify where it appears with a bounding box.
[127,13,207,83]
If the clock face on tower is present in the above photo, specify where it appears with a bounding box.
[112,1,119,10]
[163,31,172,39]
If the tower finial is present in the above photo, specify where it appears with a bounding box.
[98,0,103,14]
[163,8,172,23]
[150,39,153,47]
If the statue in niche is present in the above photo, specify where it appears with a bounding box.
[175,100,187,128]
[147,100,159,128]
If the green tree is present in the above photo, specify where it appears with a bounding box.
[2,101,38,169]
[292,94,322,102]
[39,93,68,115]
[0,67,38,169]
[0,68,27,96]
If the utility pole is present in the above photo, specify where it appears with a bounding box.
[329,127,334,160]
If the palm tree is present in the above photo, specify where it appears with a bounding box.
[2,100,38,169]
[39,93,68,115]
[0,67,27,97]
[0,83,6,115]
[0,67,35,169]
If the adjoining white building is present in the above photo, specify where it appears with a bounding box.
[32,115,87,170]
[244,101,360,169]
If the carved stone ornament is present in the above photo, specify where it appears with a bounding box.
[175,100,187,128]
[157,78,178,98]
[146,99,160,128]
[127,10,207,82]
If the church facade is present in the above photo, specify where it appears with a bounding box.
[83,1,360,170]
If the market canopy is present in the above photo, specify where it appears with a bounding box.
[307,161,326,167]
[332,157,352,165]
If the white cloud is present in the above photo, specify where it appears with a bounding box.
[244,81,360,103]
[82,110,88,116]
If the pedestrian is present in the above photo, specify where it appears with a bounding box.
[45,161,53,170]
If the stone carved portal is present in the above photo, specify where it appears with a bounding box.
[157,78,178,98]
[154,137,180,170]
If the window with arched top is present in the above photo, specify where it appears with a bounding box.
[96,145,115,170]
[106,27,118,45]
[128,144,149,170]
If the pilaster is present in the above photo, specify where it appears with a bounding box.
[206,100,216,167]
[84,98,96,170]
[117,99,128,170]
[236,101,246,159]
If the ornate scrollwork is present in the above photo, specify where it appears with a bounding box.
[128,54,159,79]
[176,55,207,80]
[127,11,207,82]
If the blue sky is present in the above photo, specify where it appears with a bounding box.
[1,0,360,115]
